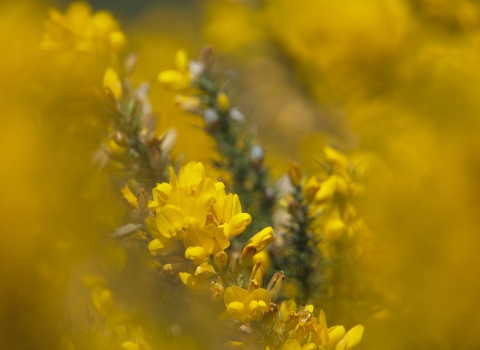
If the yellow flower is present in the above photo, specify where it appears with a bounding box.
[221,193,252,237]
[323,146,350,174]
[214,250,228,267]
[273,300,363,350]
[224,286,271,322]
[194,262,216,277]
[313,175,337,203]
[158,50,192,91]
[280,339,302,350]
[288,161,303,187]
[145,217,180,256]
[252,249,271,272]
[334,325,364,350]
[179,272,207,291]
[185,246,208,265]
[121,184,138,209]
[183,225,230,261]
[82,275,114,317]
[267,270,284,301]
[148,163,252,247]
[148,182,172,210]
[324,218,346,241]
[103,68,122,100]
[240,227,274,266]
[303,176,320,201]
[143,161,257,300]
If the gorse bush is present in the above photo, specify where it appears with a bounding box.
[43,2,368,349]
[4,0,480,349]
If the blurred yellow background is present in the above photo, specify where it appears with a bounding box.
[2,0,480,348]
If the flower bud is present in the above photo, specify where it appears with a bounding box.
[188,60,204,80]
[315,175,337,202]
[303,176,320,201]
[214,250,228,268]
[324,218,346,240]
[261,303,278,326]
[175,49,189,72]
[324,145,349,170]
[121,184,138,209]
[204,108,220,131]
[103,68,122,100]
[239,243,257,266]
[158,70,189,91]
[109,131,129,147]
[288,161,302,187]
[287,197,302,221]
[195,263,216,277]
[91,287,114,317]
[199,45,214,72]
[252,249,271,272]
[108,30,126,52]
[175,94,202,114]
[136,188,150,218]
[250,145,264,171]
[185,246,207,265]
[284,311,300,331]
[250,260,264,285]
[248,227,274,252]
[162,263,187,274]
[248,260,264,293]
[217,92,230,112]
[229,108,245,123]
[211,277,224,301]
[124,52,138,76]
[267,270,284,301]
[228,213,252,237]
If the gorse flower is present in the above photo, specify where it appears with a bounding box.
[40,1,125,62]
[144,161,274,294]
[240,226,274,266]
[224,285,272,322]
[271,300,364,350]
[147,162,252,253]
[157,50,205,91]
[301,146,371,257]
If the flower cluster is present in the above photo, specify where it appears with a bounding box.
[143,161,273,296]
[299,146,371,259]
[271,301,363,350]
[223,291,364,350]
[282,146,376,322]
[40,1,125,63]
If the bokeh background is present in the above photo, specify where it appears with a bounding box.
[2,0,480,348]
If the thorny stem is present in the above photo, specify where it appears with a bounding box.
[106,80,168,192]
[288,186,320,304]
[196,76,274,238]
